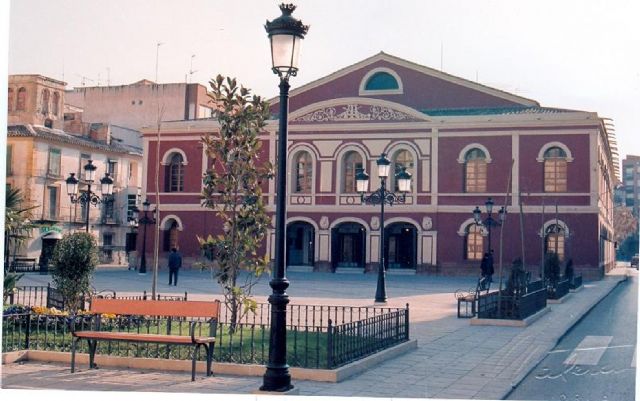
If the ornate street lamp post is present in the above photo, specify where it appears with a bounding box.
[356,154,412,303]
[133,199,156,274]
[65,160,114,233]
[472,197,506,255]
[260,3,308,393]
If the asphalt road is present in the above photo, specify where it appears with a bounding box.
[506,270,638,401]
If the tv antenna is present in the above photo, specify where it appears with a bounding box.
[189,54,198,83]
[76,74,95,86]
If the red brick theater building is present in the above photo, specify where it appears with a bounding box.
[140,53,618,279]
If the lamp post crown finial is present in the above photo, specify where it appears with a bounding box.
[280,3,296,14]
[266,3,309,37]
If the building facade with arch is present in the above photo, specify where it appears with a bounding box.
[141,52,618,278]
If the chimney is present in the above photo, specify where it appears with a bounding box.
[88,123,111,144]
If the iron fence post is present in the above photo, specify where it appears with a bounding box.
[405,303,410,340]
[24,311,31,349]
[326,319,334,369]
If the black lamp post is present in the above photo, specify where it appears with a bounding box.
[356,154,412,303]
[260,3,308,393]
[134,199,156,274]
[66,160,114,233]
[472,197,506,254]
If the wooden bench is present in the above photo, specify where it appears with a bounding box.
[70,298,221,381]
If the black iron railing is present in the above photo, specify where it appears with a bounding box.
[477,287,547,320]
[327,304,409,368]
[2,303,410,370]
[7,286,188,309]
[548,279,571,300]
[8,259,39,273]
[570,275,583,290]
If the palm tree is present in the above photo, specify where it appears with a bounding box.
[4,187,37,272]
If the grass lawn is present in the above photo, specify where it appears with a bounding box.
[2,315,331,368]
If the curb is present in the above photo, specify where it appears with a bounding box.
[502,275,628,399]
[2,339,418,384]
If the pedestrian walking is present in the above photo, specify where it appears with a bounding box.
[168,248,182,286]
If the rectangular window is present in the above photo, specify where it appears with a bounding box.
[127,194,137,220]
[48,148,61,177]
[107,160,118,181]
[544,159,567,192]
[103,200,115,220]
[466,225,483,260]
[6,144,12,176]
[465,160,487,193]
[547,234,565,261]
[47,186,58,220]
[128,161,138,186]
[103,233,113,246]
[102,233,114,262]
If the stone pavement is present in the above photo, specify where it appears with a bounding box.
[2,266,633,400]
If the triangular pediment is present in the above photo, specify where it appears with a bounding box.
[274,52,539,114]
[289,98,430,124]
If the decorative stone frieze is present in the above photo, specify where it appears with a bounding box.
[293,104,412,123]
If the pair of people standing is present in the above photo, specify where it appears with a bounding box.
[168,248,182,286]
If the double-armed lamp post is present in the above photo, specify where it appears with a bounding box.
[65,160,114,232]
[472,197,506,254]
[260,3,308,393]
[356,154,412,303]
[129,199,156,274]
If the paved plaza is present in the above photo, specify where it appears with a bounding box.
[1,265,634,399]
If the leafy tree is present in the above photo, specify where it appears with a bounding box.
[3,272,24,304]
[4,187,37,271]
[617,232,639,260]
[198,75,273,332]
[613,206,638,243]
[50,232,99,311]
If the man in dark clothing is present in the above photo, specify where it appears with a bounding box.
[480,252,490,277]
[168,248,182,286]
[488,249,495,278]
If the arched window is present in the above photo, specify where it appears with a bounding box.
[42,89,50,115]
[545,224,565,261]
[294,151,312,193]
[167,153,184,192]
[365,72,399,91]
[52,92,60,116]
[16,87,27,111]
[544,147,567,192]
[7,88,13,112]
[466,224,484,260]
[392,149,414,191]
[465,148,487,193]
[342,151,363,193]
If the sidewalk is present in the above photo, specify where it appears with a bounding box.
[2,267,632,400]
